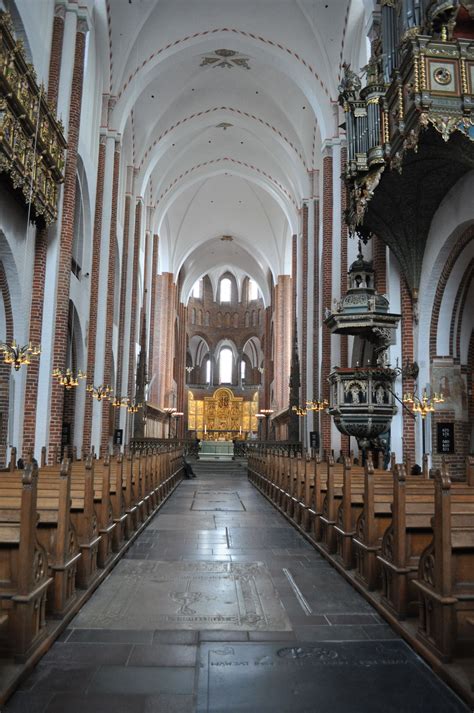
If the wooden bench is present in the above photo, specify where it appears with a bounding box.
[414,467,474,662]
[0,464,52,660]
[0,460,82,617]
[38,457,101,589]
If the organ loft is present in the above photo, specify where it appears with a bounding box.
[0,1,473,711]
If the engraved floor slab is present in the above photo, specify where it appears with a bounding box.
[191,490,245,512]
[196,641,470,713]
[72,560,291,631]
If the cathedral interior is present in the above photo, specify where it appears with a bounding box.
[0,0,473,711]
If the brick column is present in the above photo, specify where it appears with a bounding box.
[274,275,292,411]
[48,5,65,111]
[148,234,159,392]
[340,147,350,455]
[373,236,387,294]
[48,24,87,459]
[312,197,320,419]
[301,205,308,413]
[401,278,416,462]
[115,172,135,430]
[101,139,121,451]
[83,136,106,451]
[22,4,66,456]
[176,301,187,437]
[22,228,48,456]
[321,149,333,454]
[127,199,143,399]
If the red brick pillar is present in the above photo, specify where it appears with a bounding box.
[176,301,187,437]
[312,197,320,402]
[340,147,350,455]
[401,278,416,462]
[274,275,292,412]
[373,236,387,294]
[101,140,121,451]
[48,6,65,112]
[127,199,143,400]
[148,234,159,394]
[22,228,48,456]
[301,205,308,412]
[321,148,333,454]
[264,305,272,409]
[22,4,66,456]
[0,263,14,466]
[83,136,106,451]
[115,172,135,428]
[48,25,87,459]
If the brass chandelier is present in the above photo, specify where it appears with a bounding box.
[86,384,113,401]
[53,367,87,389]
[1,340,41,371]
[402,389,445,419]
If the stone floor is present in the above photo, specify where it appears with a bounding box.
[4,462,470,713]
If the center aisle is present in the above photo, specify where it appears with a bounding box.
[5,463,469,713]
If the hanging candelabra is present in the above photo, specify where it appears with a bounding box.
[291,406,307,417]
[111,395,128,408]
[1,340,41,371]
[86,384,112,401]
[402,389,445,419]
[126,399,143,414]
[306,398,329,412]
[53,367,86,389]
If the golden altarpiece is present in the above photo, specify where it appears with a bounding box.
[187,388,259,440]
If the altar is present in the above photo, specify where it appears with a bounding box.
[199,440,234,461]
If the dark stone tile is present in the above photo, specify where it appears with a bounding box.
[362,624,400,640]
[248,631,297,641]
[199,630,248,642]
[69,629,153,644]
[88,666,195,695]
[2,691,53,713]
[18,663,97,693]
[326,614,379,626]
[44,693,145,713]
[292,625,369,641]
[128,644,197,667]
[42,643,132,665]
[152,630,198,645]
[144,695,195,712]
[196,641,470,713]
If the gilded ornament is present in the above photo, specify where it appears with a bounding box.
[433,66,452,85]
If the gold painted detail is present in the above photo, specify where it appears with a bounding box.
[0,11,66,225]
[188,387,258,438]
[433,66,452,85]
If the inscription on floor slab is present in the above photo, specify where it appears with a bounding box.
[72,561,291,631]
[196,641,469,713]
[191,490,246,512]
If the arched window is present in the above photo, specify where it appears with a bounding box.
[192,279,202,299]
[220,277,231,303]
[241,360,246,381]
[248,279,258,301]
[191,308,196,325]
[205,358,211,383]
[219,348,233,383]
[205,311,210,326]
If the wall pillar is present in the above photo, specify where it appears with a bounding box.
[48,17,88,460]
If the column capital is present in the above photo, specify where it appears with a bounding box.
[76,8,92,35]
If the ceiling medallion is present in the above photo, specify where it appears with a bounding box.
[200,49,251,70]
[216,122,233,130]
[221,235,233,241]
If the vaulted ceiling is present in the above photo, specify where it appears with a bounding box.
[54,0,370,299]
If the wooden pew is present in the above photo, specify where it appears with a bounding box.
[0,464,52,660]
[414,467,474,661]
[38,457,101,589]
[0,461,82,617]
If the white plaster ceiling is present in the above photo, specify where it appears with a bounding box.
[92,0,369,297]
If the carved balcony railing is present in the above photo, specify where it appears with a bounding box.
[0,11,67,226]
